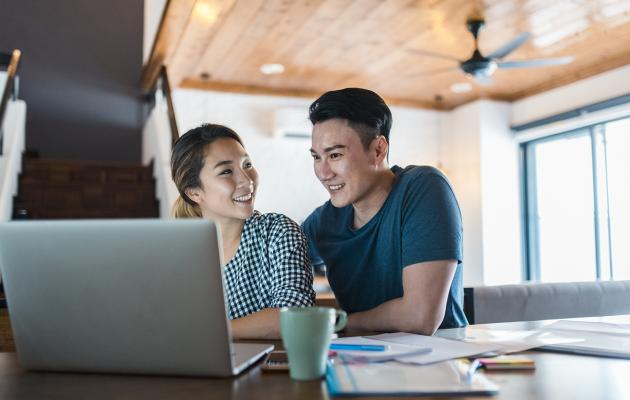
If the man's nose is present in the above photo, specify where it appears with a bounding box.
[315,160,334,181]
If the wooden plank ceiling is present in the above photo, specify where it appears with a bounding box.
[144,0,630,110]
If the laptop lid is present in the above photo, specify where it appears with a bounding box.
[0,219,264,376]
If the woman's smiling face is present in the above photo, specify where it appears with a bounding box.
[185,137,258,224]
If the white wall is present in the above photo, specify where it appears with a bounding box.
[172,89,443,223]
[143,0,168,64]
[479,101,522,285]
[512,64,630,126]
[442,100,523,286]
[442,102,484,286]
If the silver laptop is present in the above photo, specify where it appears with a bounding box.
[0,219,273,376]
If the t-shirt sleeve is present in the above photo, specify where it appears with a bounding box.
[301,210,325,267]
[268,215,316,307]
[401,171,463,267]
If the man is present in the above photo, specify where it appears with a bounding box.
[302,88,467,335]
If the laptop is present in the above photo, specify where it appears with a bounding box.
[0,219,273,376]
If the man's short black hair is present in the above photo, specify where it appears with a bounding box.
[309,88,392,150]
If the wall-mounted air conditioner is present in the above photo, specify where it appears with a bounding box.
[273,108,312,139]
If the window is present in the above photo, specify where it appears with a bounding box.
[605,119,630,280]
[523,117,630,282]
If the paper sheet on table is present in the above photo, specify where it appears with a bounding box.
[360,333,501,365]
[457,329,584,353]
[541,320,630,336]
[538,321,630,358]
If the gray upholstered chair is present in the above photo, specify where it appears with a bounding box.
[464,280,630,324]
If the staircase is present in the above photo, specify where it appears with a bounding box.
[12,158,160,219]
[3,157,162,351]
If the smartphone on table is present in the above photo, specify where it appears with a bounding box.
[261,351,289,372]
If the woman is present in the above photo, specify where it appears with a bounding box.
[171,123,315,339]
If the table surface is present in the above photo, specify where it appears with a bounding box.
[1,316,629,400]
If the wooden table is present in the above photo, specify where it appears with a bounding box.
[1,317,629,399]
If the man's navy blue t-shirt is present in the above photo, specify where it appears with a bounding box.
[302,165,467,329]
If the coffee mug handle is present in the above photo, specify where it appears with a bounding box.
[334,309,347,332]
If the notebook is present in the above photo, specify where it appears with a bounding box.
[0,219,273,376]
[326,358,499,396]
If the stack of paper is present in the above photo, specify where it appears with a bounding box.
[453,328,584,354]
[539,320,630,359]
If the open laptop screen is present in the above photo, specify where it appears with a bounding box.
[0,219,240,376]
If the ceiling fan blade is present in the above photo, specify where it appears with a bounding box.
[405,48,462,62]
[487,32,531,59]
[406,66,460,78]
[498,57,574,69]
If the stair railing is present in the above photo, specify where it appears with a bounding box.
[1,49,22,156]
[0,49,26,222]
[141,65,179,218]
[159,66,179,147]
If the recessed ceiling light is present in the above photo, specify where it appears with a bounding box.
[192,2,219,23]
[450,82,473,93]
[260,63,285,75]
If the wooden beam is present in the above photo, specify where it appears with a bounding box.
[179,78,446,110]
[141,0,196,92]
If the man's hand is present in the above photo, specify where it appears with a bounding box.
[347,260,457,335]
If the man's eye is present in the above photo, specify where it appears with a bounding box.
[330,153,342,159]
[311,154,320,161]
[219,169,232,175]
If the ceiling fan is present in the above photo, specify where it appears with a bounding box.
[409,19,574,84]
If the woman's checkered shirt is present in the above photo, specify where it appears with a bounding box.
[223,211,315,319]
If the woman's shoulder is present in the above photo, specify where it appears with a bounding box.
[247,211,304,239]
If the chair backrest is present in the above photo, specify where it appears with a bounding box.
[464,280,630,324]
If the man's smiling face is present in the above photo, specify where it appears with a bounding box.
[310,118,378,208]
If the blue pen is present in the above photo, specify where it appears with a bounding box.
[329,343,386,352]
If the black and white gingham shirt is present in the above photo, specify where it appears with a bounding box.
[224,211,315,319]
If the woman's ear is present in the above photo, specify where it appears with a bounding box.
[185,187,201,204]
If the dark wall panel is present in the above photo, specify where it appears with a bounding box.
[0,0,144,162]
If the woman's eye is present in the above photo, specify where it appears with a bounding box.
[244,161,253,169]
[219,169,232,175]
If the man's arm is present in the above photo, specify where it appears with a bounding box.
[231,308,280,339]
[346,259,457,335]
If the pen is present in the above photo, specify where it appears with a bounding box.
[465,359,481,383]
[329,343,386,352]
[339,346,432,364]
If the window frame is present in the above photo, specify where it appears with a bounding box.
[521,116,629,282]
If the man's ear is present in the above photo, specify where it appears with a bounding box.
[185,187,201,204]
[372,135,389,164]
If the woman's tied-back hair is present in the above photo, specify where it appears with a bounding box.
[170,123,244,218]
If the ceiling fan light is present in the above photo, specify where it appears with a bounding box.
[260,63,285,75]
[450,82,473,93]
